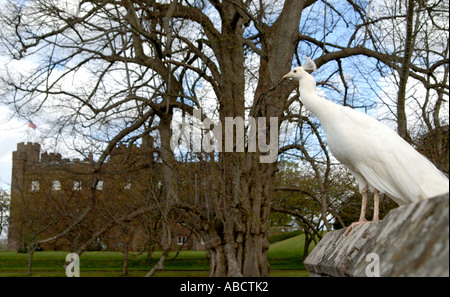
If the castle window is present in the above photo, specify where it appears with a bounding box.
[73,181,82,191]
[177,236,187,245]
[96,180,103,191]
[52,181,61,191]
[30,181,40,192]
[124,182,131,190]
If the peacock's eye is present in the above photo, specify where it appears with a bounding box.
[293,70,297,73]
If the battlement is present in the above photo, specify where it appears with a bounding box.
[13,137,154,167]
[16,142,41,152]
[40,152,63,162]
[14,142,41,163]
[14,143,96,165]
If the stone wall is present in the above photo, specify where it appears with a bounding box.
[304,193,449,277]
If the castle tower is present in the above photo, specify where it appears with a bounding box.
[7,142,41,251]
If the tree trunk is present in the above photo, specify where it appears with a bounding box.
[203,195,271,277]
[27,244,35,276]
[397,0,417,143]
[122,243,129,276]
[200,0,307,277]
[303,231,313,261]
[145,220,171,277]
[146,0,307,277]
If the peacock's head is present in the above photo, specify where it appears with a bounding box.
[283,66,306,80]
[283,57,317,81]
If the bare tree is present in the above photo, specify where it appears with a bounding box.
[1,0,448,277]
[357,0,449,146]
[0,190,9,239]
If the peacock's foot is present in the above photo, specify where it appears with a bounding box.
[343,220,369,236]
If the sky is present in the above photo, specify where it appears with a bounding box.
[0,107,30,239]
[0,106,35,191]
[0,0,448,189]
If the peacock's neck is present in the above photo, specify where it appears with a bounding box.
[299,81,337,123]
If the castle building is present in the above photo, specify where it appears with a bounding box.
[8,141,205,251]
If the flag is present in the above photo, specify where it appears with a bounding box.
[28,120,37,130]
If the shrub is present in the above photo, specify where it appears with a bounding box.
[268,230,302,244]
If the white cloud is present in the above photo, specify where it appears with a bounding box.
[0,106,35,191]
[375,74,450,135]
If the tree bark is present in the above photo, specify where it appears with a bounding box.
[196,0,308,277]
[397,0,416,142]
[122,243,129,276]
[27,244,36,276]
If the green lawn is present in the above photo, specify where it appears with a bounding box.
[0,234,313,277]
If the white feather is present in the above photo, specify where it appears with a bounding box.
[302,57,317,73]
[321,104,448,205]
[286,61,449,206]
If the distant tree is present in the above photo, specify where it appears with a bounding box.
[0,190,9,239]
[366,0,449,146]
[415,125,449,175]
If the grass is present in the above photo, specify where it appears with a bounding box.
[0,234,313,277]
[267,234,314,270]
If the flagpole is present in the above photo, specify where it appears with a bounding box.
[27,123,31,143]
